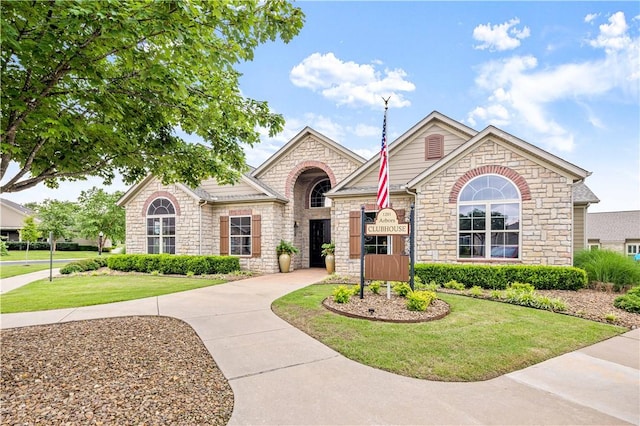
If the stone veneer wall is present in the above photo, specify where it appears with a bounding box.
[416,139,575,266]
[210,202,285,273]
[256,135,364,270]
[332,195,415,275]
[124,179,212,255]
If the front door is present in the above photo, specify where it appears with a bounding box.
[309,219,331,267]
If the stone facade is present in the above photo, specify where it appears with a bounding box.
[119,113,594,275]
[415,139,575,266]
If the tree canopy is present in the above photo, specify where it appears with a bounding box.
[1,0,304,193]
[76,186,125,245]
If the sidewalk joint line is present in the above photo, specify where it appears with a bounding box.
[228,354,340,381]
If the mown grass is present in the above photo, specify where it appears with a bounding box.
[0,275,225,313]
[0,263,56,279]
[1,250,111,262]
[272,284,625,382]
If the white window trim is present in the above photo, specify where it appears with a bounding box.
[626,243,639,255]
[589,243,601,251]
[230,215,252,257]
[309,179,331,209]
[364,211,392,255]
[146,198,176,255]
[457,174,522,260]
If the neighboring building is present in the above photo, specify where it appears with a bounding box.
[117,111,599,274]
[587,210,640,257]
[0,198,38,241]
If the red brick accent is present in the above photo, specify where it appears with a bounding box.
[141,191,181,216]
[448,165,532,203]
[285,161,337,199]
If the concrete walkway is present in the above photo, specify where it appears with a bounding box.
[1,269,638,425]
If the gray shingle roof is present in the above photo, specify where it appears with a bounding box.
[587,210,640,241]
[573,182,600,204]
[0,198,34,215]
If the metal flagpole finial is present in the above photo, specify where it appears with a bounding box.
[382,96,391,109]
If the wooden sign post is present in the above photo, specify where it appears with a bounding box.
[359,205,415,299]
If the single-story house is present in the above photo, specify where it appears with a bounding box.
[587,210,640,257]
[117,111,600,274]
[0,198,38,241]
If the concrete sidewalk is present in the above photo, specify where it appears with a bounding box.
[1,269,638,425]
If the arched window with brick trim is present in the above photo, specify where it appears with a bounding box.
[458,174,520,260]
[146,198,176,254]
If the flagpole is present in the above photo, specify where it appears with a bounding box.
[376,97,391,210]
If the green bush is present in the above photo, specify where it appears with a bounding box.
[369,281,382,295]
[60,263,84,274]
[444,280,465,291]
[332,285,352,304]
[106,254,240,275]
[6,241,50,251]
[574,249,640,290]
[614,286,640,313]
[406,290,437,312]
[468,285,484,297]
[415,263,586,291]
[0,240,8,256]
[60,257,105,274]
[392,282,412,297]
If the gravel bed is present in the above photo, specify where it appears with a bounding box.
[1,316,233,426]
[323,293,450,322]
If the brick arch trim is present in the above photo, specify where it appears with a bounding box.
[141,191,182,217]
[449,165,531,203]
[285,161,337,200]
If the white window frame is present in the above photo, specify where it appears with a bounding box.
[230,215,252,256]
[457,174,521,260]
[589,243,601,251]
[146,198,176,254]
[626,243,639,256]
[364,211,391,254]
[309,179,332,208]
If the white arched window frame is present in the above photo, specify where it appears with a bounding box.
[309,179,332,208]
[457,174,521,260]
[146,198,176,254]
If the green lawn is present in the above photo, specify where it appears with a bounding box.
[0,263,56,279]
[272,284,625,382]
[0,251,113,279]
[2,250,111,261]
[0,274,225,313]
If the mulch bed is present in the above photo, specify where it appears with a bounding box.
[1,316,233,426]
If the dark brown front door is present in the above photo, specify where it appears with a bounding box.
[309,219,331,267]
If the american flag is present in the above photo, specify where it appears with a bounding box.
[376,100,390,209]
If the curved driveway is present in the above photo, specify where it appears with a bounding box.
[1,269,638,425]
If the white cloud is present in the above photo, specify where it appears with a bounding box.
[584,13,599,24]
[467,11,639,153]
[352,123,380,138]
[472,18,531,51]
[289,52,415,109]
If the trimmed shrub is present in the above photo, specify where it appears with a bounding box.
[614,286,640,314]
[332,285,352,304]
[574,249,640,290]
[406,290,437,312]
[415,263,586,291]
[392,281,412,297]
[60,258,104,274]
[7,241,50,251]
[106,254,240,275]
[0,240,8,256]
[60,263,84,274]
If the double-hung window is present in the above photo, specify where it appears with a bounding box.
[364,211,389,254]
[230,216,251,256]
[458,175,520,259]
[146,198,176,254]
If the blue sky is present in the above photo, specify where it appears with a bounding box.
[4,1,639,212]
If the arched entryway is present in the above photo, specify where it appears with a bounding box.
[291,167,333,268]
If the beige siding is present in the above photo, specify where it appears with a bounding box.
[199,177,263,197]
[573,205,586,254]
[351,124,468,187]
[1,206,28,229]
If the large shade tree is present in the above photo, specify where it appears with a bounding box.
[1,1,304,193]
[32,199,78,251]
